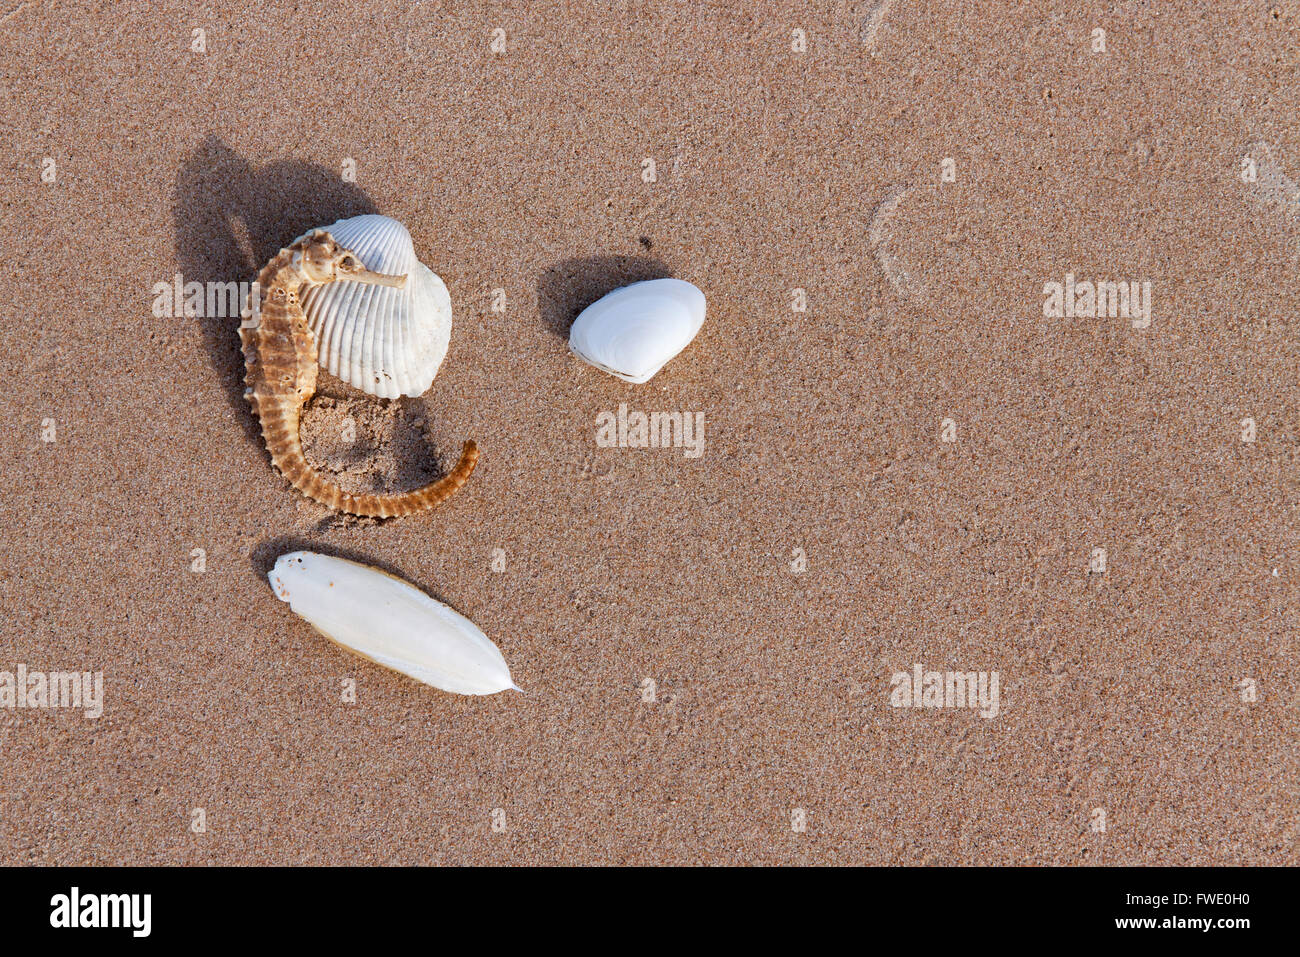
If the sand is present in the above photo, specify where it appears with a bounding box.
[0,0,1296,865]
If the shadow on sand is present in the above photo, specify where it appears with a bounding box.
[172,135,379,444]
[249,534,464,611]
[535,255,670,340]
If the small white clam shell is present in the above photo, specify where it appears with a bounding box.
[568,278,705,383]
[294,215,452,399]
[269,551,519,696]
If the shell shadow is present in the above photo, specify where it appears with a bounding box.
[172,135,379,443]
[536,255,669,340]
[249,534,460,608]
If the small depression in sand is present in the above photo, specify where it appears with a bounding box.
[868,183,986,307]
[297,374,451,498]
[860,0,896,52]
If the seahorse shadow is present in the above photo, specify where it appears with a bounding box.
[171,135,379,445]
[535,255,669,340]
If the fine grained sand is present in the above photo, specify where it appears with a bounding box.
[0,1,1296,865]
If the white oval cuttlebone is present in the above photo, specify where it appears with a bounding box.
[269,551,520,696]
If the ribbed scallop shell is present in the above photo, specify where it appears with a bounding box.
[293,215,451,399]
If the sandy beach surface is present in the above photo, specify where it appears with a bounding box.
[1,1,1297,864]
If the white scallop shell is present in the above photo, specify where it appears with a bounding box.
[270,551,520,696]
[568,278,706,383]
[293,215,452,399]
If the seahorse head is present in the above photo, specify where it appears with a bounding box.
[297,231,408,288]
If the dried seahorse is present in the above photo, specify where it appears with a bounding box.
[239,230,478,518]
